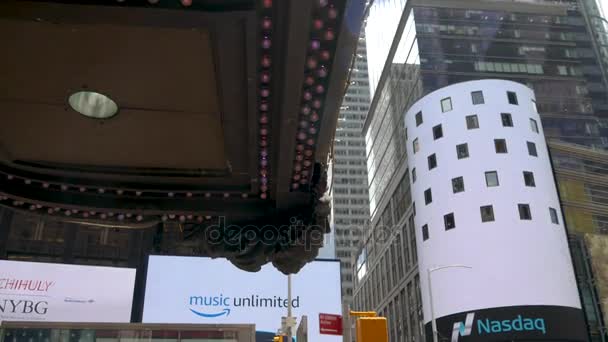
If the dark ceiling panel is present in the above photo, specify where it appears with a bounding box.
[24,0,256,12]
[0,18,227,170]
[0,102,226,169]
[0,20,220,115]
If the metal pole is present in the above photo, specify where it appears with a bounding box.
[287,274,293,342]
[428,269,438,342]
[427,265,472,342]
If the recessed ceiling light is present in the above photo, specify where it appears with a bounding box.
[68,91,118,119]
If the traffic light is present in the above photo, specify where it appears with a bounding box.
[350,311,388,342]
[356,316,388,342]
[272,335,285,342]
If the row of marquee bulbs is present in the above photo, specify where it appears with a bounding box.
[114,0,340,10]
[0,193,215,223]
[117,0,194,6]
[4,174,250,199]
[290,0,339,191]
[257,0,275,199]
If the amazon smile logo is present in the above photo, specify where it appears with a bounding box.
[188,294,300,319]
[190,307,231,318]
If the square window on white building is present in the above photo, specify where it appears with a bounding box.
[424,188,432,205]
[444,213,456,230]
[523,171,536,187]
[494,139,508,153]
[507,91,518,105]
[530,119,539,133]
[480,205,495,222]
[428,154,437,170]
[413,138,420,153]
[485,171,499,187]
[456,143,469,159]
[527,141,538,156]
[441,97,453,112]
[452,176,464,193]
[433,124,443,140]
[471,91,484,105]
[422,224,429,241]
[466,115,479,129]
[415,111,423,126]
[518,203,532,220]
[501,113,513,127]
[549,207,559,224]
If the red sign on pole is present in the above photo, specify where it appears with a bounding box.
[319,313,343,336]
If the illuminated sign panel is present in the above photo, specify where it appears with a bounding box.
[427,305,586,342]
[0,260,136,323]
[142,256,342,342]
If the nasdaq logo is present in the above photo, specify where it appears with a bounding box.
[451,313,475,342]
[450,312,546,341]
[477,315,546,336]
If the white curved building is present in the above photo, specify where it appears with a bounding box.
[405,80,585,341]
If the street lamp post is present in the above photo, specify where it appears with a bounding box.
[287,274,293,342]
[278,275,295,341]
[427,265,472,342]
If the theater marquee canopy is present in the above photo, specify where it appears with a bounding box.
[0,0,366,273]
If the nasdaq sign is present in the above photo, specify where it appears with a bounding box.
[427,305,586,342]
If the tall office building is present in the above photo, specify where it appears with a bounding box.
[330,32,372,304]
[352,0,608,341]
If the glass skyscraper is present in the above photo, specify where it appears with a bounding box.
[352,0,608,340]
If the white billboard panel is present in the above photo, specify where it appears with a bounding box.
[0,260,136,323]
[143,256,342,342]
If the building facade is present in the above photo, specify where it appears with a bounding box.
[330,32,372,304]
[352,0,608,341]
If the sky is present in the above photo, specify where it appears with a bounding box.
[600,0,608,19]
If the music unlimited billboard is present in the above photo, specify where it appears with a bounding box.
[0,260,136,323]
[143,256,342,342]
